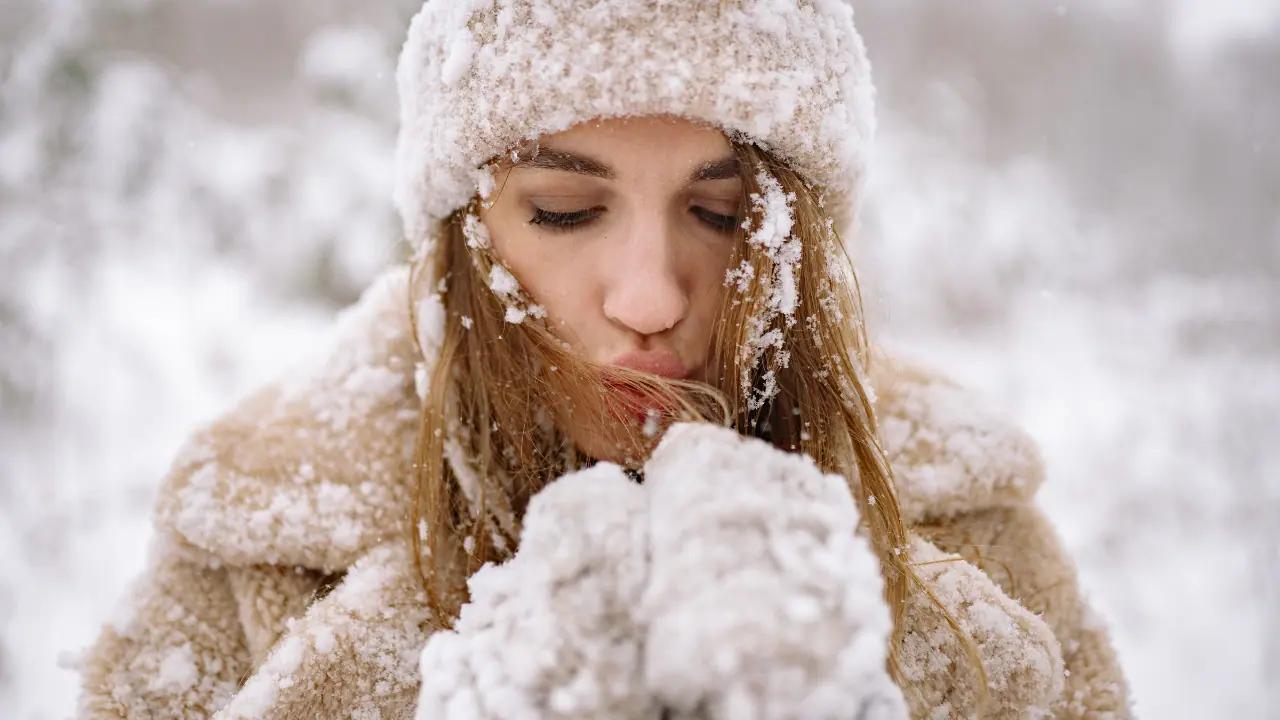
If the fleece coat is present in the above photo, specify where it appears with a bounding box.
[76,264,1133,719]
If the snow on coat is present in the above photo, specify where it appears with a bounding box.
[74,265,1133,719]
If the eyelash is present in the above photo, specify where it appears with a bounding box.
[529,207,600,229]
[529,206,741,234]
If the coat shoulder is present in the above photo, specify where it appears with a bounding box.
[916,504,1135,719]
[867,351,1047,524]
[153,264,432,571]
[899,532,1066,719]
[77,540,251,718]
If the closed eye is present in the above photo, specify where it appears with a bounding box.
[529,206,602,230]
[690,206,741,234]
[528,206,741,234]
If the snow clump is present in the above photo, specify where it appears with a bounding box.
[416,463,653,719]
[415,422,907,720]
[639,423,906,720]
[729,169,801,411]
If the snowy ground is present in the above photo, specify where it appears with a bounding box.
[2,1,1276,718]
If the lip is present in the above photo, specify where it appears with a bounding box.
[602,349,689,423]
[607,349,691,380]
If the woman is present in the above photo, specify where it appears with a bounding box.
[76,1,1132,718]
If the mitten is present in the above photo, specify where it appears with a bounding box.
[638,422,907,720]
[415,463,656,720]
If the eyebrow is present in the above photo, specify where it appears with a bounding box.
[515,147,615,179]
[513,147,741,184]
[690,156,742,182]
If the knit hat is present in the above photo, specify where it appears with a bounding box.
[393,0,877,248]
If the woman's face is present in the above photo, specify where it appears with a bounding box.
[478,114,743,461]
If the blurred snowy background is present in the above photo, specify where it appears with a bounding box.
[1,0,1275,717]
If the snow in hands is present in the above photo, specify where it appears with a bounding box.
[415,463,652,719]
[415,423,907,720]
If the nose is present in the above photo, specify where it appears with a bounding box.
[602,219,690,336]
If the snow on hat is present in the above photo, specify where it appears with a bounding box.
[393,0,877,247]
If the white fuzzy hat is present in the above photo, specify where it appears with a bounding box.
[393,0,876,247]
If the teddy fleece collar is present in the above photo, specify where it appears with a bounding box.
[153,264,1045,571]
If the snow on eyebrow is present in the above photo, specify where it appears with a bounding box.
[510,146,615,179]
[689,156,741,183]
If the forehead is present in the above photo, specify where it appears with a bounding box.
[497,114,738,182]
[548,114,730,148]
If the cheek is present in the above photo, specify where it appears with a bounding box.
[688,240,735,312]
[677,240,735,364]
[489,222,599,341]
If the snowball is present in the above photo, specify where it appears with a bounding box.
[503,305,527,324]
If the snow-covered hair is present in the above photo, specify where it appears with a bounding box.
[393,0,876,248]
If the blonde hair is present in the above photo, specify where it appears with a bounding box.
[405,138,984,699]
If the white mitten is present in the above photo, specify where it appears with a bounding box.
[415,463,656,720]
[639,422,908,720]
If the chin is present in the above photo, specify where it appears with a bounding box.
[570,423,657,468]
